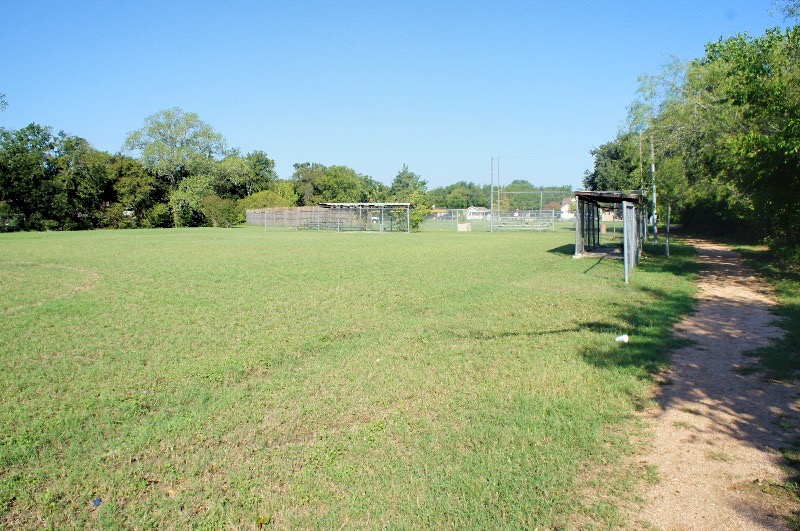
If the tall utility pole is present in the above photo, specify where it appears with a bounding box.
[497,154,501,212]
[638,132,644,190]
[650,138,658,243]
[490,157,494,232]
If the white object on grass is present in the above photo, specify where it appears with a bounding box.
[615,334,629,343]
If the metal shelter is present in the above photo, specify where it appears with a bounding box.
[318,203,412,233]
[573,191,646,283]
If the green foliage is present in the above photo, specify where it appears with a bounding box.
[123,107,227,187]
[0,201,22,232]
[390,163,426,199]
[201,195,241,227]
[212,153,252,198]
[0,125,116,231]
[427,181,490,209]
[407,189,430,232]
[736,244,800,379]
[245,150,278,192]
[100,203,137,229]
[316,165,369,203]
[108,155,160,225]
[583,134,643,192]
[239,181,299,210]
[144,203,172,228]
[168,174,215,227]
[0,123,60,230]
[53,135,114,230]
[390,165,429,231]
[291,162,388,206]
[591,25,800,247]
[291,162,327,205]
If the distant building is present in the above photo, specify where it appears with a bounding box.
[560,197,576,221]
[466,206,490,220]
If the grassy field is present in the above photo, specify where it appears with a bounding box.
[0,226,697,529]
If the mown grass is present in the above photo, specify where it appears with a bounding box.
[0,226,697,528]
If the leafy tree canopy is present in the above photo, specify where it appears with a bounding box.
[123,107,227,188]
[390,164,427,200]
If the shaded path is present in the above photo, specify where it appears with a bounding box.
[637,240,800,529]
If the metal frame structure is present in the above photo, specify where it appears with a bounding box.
[488,209,556,231]
[247,204,412,232]
[318,203,411,233]
[574,191,645,283]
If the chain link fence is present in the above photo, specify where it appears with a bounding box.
[246,206,410,232]
[422,209,573,232]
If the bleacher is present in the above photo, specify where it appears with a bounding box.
[492,216,554,231]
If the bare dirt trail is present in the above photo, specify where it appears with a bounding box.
[636,239,800,530]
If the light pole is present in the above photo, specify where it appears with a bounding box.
[490,157,494,232]
[650,138,658,244]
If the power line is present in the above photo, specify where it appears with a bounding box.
[495,150,586,159]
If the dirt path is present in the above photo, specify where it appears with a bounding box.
[636,239,800,530]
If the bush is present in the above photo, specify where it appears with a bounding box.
[238,185,298,210]
[0,201,22,232]
[201,195,240,228]
[144,203,173,228]
[100,203,136,229]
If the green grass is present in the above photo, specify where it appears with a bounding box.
[734,245,800,380]
[733,244,800,526]
[0,226,697,528]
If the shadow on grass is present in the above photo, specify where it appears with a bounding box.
[577,283,697,376]
[547,244,575,256]
[735,246,800,380]
[465,321,628,341]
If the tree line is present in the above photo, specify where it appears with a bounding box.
[0,106,571,232]
[585,9,799,251]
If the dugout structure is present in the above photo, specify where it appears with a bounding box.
[247,203,412,232]
[319,203,411,233]
[574,191,645,283]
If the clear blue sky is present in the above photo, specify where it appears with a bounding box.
[0,1,789,189]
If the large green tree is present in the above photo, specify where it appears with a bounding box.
[291,162,328,205]
[389,164,427,200]
[245,150,278,193]
[427,181,490,209]
[53,135,114,230]
[583,133,643,193]
[106,155,167,228]
[291,163,387,206]
[239,180,299,210]
[0,124,60,230]
[390,165,429,231]
[599,23,800,243]
[123,107,227,188]
[0,125,117,231]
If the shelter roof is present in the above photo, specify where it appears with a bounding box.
[574,191,643,205]
[319,202,411,209]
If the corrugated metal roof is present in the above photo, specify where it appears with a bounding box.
[318,203,411,208]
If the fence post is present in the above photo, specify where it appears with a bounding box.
[623,201,630,284]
